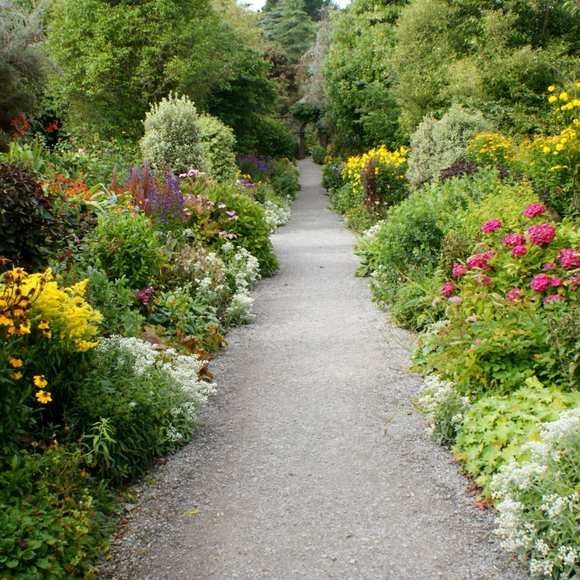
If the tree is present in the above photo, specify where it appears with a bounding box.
[269,0,316,63]
[0,0,49,150]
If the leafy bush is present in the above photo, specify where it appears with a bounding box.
[198,114,237,183]
[93,212,166,289]
[321,159,344,194]
[140,94,207,176]
[0,162,68,271]
[0,447,113,579]
[236,116,298,159]
[491,409,580,578]
[73,336,215,483]
[407,105,493,190]
[311,144,326,164]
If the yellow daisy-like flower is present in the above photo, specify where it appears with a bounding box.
[548,86,555,92]
[42,330,51,339]
[8,357,22,368]
[11,372,22,380]
[560,92,569,101]
[33,375,48,389]
[543,146,551,154]
[37,320,50,330]
[35,390,52,404]
[549,96,557,103]
[555,143,564,151]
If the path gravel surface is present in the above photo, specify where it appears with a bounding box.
[99,160,530,580]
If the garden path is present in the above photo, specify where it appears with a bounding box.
[100,160,529,580]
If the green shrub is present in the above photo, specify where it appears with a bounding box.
[73,336,215,483]
[236,116,298,159]
[140,94,207,176]
[321,159,344,193]
[198,114,237,183]
[0,447,114,580]
[93,212,166,289]
[407,105,493,190]
[311,144,326,164]
[454,378,580,492]
[0,162,68,271]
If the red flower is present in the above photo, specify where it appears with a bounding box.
[556,248,580,270]
[511,245,527,257]
[528,224,555,246]
[503,233,526,247]
[441,282,456,297]
[523,203,547,218]
[467,250,496,270]
[530,274,551,293]
[482,220,502,234]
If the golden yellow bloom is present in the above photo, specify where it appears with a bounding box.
[548,86,555,92]
[560,92,569,101]
[11,371,22,380]
[33,375,48,389]
[8,357,22,367]
[555,143,564,151]
[43,330,51,339]
[37,320,49,330]
[543,146,551,154]
[549,96,557,103]
[35,390,52,404]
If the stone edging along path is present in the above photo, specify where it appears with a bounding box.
[99,159,530,580]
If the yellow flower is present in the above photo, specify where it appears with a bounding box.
[37,320,49,330]
[543,146,551,154]
[35,390,52,404]
[33,375,48,389]
[549,96,557,103]
[560,92,569,101]
[548,86,555,92]
[43,330,51,339]
[555,143,564,151]
[8,357,22,368]
[11,371,22,380]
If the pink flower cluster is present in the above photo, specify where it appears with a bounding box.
[467,250,496,270]
[452,263,468,277]
[482,220,502,234]
[528,224,556,246]
[441,282,456,297]
[543,262,557,269]
[557,248,580,270]
[523,203,546,218]
[544,294,563,305]
[138,286,154,305]
[503,233,526,247]
[530,274,562,293]
[506,288,523,303]
[511,245,527,257]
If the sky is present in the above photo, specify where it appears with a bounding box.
[242,0,351,9]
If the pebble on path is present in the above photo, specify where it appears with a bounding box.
[98,160,530,580]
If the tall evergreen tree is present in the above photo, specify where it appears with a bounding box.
[270,0,316,63]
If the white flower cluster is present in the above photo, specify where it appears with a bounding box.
[225,293,255,326]
[491,409,580,577]
[263,200,291,232]
[96,336,216,443]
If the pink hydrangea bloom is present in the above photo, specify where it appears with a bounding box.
[503,233,526,247]
[477,275,493,286]
[482,220,502,234]
[523,203,547,218]
[448,296,463,304]
[542,262,557,269]
[556,248,580,270]
[550,277,563,287]
[543,294,564,305]
[511,245,528,257]
[528,224,556,246]
[467,250,497,270]
[452,263,468,277]
[441,282,456,297]
[506,288,523,303]
[530,274,552,293]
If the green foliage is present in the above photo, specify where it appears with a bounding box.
[0,0,48,151]
[322,0,405,155]
[454,378,580,492]
[0,447,114,580]
[311,144,326,164]
[406,105,494,190]
[198,114,237,183]
[93,212,166,289]
[0,161,68,271]
[321,159,344,193]
[140,94,206,176]
[237,116,298,158]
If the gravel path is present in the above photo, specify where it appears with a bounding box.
[99,160,530,580]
